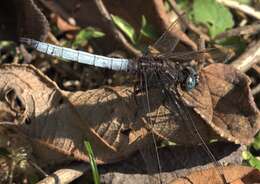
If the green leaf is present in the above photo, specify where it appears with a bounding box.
[248,157,260,170]
[242,150,253,160]
[84,140,100,184]
[111,15,137,44]
[140,15,158,40]
[255,144,260,150]
[253,132,260,150]
[191,0,234,37]
[73,27,105,47]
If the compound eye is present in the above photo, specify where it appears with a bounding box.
[185,75,196,91]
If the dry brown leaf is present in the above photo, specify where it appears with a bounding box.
[0,64,214,165]
[203,64,260,144]
[99,141,242,184]
[169,165,260,184]
[0,64,148,165]
[0,64,259,168]
[0,64,221,164]
[180,63,260,145]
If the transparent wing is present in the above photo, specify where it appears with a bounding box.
[136,60,229,183]
[137,71,163,184]
[159,48,235,63]
[146,15,185,55]
[138,134,162,184]
[145,12,234,63]
[152,69,227,183]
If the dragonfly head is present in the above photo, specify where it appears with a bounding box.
[181,67,199,91]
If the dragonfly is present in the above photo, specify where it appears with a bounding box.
[20,19,229,184]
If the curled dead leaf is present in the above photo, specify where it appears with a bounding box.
[0,63,258,168]
[180,63,260,145]
[0,64,220,166]
[203,64,260,145]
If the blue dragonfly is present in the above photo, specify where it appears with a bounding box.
[20,19,228,184]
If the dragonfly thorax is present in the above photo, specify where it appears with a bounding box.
[135,56,199,92]
[136,56,167,73]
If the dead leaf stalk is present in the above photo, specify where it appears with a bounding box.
[217,0,260,20]
[215,23,260,40]
[231,40,260,72]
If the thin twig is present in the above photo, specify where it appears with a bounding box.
[197,37,206,70]
[28,160,48,177]
[217,0,260,20]
[215,22,260,39]
[231,40,260,72]
[36,164,90,184]
[93,0,141,57]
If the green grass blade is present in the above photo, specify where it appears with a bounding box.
[84,141,100,184]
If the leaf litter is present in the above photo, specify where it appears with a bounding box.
[0,0,260,183]
[0,63,259,183]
